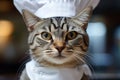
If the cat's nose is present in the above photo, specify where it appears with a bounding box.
[56,46,65,53]
[54,41,65,53]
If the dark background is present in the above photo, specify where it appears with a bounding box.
[0,0,120,80]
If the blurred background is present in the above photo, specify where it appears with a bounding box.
[0,0,120,80]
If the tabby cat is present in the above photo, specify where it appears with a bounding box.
[20,7,92,80]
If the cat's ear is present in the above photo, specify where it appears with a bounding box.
[72,7,92,30]
[22,9,40,32]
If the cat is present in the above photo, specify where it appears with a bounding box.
[20,7,92,80]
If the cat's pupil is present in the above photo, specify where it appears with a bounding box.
[69,32,74,37]
[41,32,52,40]
[67,31,77,40]
[44,33,49,37]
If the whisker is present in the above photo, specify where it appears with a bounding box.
[33,56,43,63]
[31,52,43,56]
[66,50,74,52]
[73,54,85,63]
[71,55,80,64]
[16,50,31,78]
[74,50,94,73]
[18,50,30,63]
[84,59,95,74]
[43,50,53,52]
[75,50,93,59]
[75,50,86,55]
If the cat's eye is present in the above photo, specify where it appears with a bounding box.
[41,32,52,40]
[66,31,77,40]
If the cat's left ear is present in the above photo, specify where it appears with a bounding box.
[22,9,41,32]
[71,7,93,30]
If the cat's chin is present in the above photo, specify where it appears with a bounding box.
[36,56,82,68]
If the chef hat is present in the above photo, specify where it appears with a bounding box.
[14,0,100,18]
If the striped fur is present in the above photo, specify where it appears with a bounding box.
[22,7,92,68]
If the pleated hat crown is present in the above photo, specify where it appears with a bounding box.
[14,0,100,18]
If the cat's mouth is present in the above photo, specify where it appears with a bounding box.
[53,55,66,59]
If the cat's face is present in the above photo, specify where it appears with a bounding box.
[22,7,92,68]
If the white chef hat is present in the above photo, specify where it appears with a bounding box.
[14,0,100,18]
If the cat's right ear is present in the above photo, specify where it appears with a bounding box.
[22,9,40,32]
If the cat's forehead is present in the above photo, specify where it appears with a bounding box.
[49,17,67,27]
[36,17,67,30]
[36,17,84,33]
[49,17,85,32]
[51,17,66,22]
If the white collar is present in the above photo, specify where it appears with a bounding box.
[26,60,91,80]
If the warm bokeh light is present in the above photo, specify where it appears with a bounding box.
[0,20,14,51]
[0,20,14,37]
